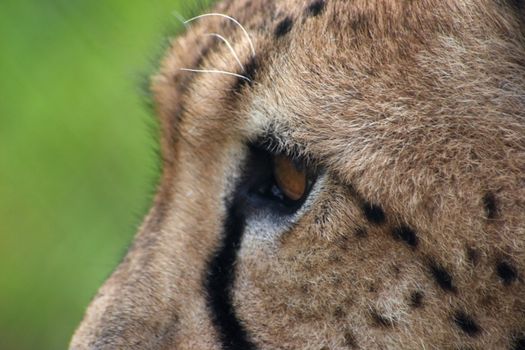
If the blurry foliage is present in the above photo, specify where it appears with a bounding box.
[0,0,211,349]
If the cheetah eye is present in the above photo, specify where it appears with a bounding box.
[273,154,307,201]
[240,143,316,215]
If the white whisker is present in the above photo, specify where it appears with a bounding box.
[205,33,245,72]
[172,10,187,27]
[179,68,251,81]
[184,13,256,57]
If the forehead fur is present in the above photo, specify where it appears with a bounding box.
[153,0,524,195]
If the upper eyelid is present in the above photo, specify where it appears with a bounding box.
[250,133,317,169]
[252,133,285,154]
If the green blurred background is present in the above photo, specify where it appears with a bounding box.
[0,1,211,349]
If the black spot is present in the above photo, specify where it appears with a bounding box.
[205,202,256,349]
[274,16,294,37]
[232,56,258,93]
[185,39,217,87]
[371,310,395,328]
[169,37,218,137]
[453,310,481,336]
[242,56,258,81]
[329,254,342,265]
[391,264,401,277]
[343,330,358,348]
[333,306,346,319]
[349,12,369,32]
[306,0,326,17]
[354,227,368,238]
[497,261,518,285]
[392,225,418,248]
[483,192,498,219]
[300,284,309,294]
[428,260,456,292]
[480,294,495,307]
[409,291,424,308]
[466,247,481,266]
[512,335,525,350]
[362,202,386,224]
[337,235,350,250]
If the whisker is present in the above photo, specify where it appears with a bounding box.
[205,33,245,72]
[179,68,251,82]
[172,10,187,27]
[184,13,256,57]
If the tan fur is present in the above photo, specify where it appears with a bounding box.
[70,0,525,349]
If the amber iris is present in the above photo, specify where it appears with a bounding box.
[273,154,307,201]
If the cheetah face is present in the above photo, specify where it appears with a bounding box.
[70,0,525,349]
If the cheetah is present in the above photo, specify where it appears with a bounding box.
[70,0,525,349]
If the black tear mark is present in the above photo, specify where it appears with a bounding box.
[233,56,258,94]
[409,291,424,308]
[205,203,256,350]
[453,310,481,336]
[306,0,326,17]
[392,225,418,248]
[428,260,456,292]
[371,310,396,328]
[483,192,498,219]
[274,16,294,37]
[512,335,525,350]
[361,202,386,224]
[497,260,518,285]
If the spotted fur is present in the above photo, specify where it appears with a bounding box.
[70,0,525,349]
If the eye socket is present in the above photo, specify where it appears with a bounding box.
[241,144,316,215]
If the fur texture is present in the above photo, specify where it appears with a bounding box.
[71,0,525,349]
